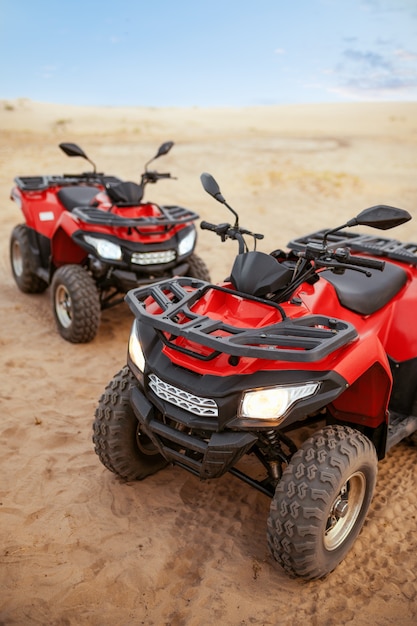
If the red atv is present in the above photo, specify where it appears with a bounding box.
[93,172,417,580]
[10,141,210,342]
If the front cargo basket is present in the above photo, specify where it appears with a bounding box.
[126,278,358,363]
[72,204,198,228]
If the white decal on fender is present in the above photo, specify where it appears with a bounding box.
[39,211,54,221]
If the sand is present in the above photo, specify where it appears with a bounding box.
[1,98,417,625]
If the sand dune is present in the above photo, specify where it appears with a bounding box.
[1,99,417,625]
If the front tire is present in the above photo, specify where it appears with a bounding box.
[92,367,167,480]
[267,425,377,580]
[51,264,101,343]
[187,253,211,281]
[10,224,48,293]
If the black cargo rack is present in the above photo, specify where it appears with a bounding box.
[126,278,358,363]
[72,204,199,228]
[14,174,121,191]
[289,229,417,266]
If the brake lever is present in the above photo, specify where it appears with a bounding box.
[315,259,372,277]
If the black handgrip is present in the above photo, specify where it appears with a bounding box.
[200,221,218,232]
[347,253,385,271]
[145,171,171,182]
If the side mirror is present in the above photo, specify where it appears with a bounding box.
[351,205,411,230]
[59,142,89,159]
[155,141,174,158]
[324,204,412,244]
[200,172,240,226]
[144,141,174,171]
[59,142,96,173]
[200,172,226,203]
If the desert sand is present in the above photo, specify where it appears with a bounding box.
[1,98,417,625]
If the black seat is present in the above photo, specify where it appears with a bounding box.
[57,186,99,211]
[321,261,407,315]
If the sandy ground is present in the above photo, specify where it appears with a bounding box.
[1,99,417,625]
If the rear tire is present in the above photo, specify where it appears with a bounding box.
[187,253,211,281]
[93,367,167,480]
[267,425,377,580]
[51,264,100,343]
[10,224,48,293]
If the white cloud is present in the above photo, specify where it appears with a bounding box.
[328,43,417,100]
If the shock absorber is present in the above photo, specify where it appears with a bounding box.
[264,430,283,481]
[265,429,280,447]
[262,429,298,481]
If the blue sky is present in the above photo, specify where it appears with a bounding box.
[0,0,416,107]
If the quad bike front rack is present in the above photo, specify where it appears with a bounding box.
[72,204,199,228]
[126,277,358,363]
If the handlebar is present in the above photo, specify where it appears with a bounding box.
[200,221,264,239]
[346,255,385,271]
[200,220,214,231]
[144,171,174,183]
[334,248,385,271]
[200,220,228,233]
[200,220,264,255]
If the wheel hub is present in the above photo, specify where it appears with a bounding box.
[55,286,73,328]
[12,241,23,276]
[324,471,366,551]
[332,496,349,519]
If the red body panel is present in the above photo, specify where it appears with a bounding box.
[298,265,415,362]
[154,260,417,428]
[12,185,194,265]
[18,186,70,238]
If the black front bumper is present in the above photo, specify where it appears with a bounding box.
[130,385,257,479]
[111,261,190,292]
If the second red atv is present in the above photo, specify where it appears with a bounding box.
[10,141,210,343]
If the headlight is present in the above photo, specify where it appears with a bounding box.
[83,235,123,260]
[239,383,319,421]
[128,321,145,372]
[11,189,22,210]
[178,229,196,257]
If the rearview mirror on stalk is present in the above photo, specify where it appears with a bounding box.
[59,142,97,173]
[324,204,411,244]
[155,141,174,158]
[200,172,239,227]
[145,141,174,171]
[59,142,88,159]
[200,173,226,204]
[350,205,411,230]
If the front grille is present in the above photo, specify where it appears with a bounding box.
[148,373,218,417]
[131,250,176,265]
